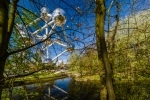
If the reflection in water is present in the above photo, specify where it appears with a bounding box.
[2,77,100,100]
[67,79,100,100]
[3,77,150,100]
[42,77,100,100]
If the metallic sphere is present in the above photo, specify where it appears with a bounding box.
[41,7,51,21]
[52,8,66,26]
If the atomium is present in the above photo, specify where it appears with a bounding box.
[17,7,74,63]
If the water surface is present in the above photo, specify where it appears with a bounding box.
[3,77,100,100]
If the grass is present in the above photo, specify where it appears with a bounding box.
[75,75,100,81]
[5,72,67,86]
[66,70,100,81]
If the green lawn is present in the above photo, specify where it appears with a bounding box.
[5,72,67,86]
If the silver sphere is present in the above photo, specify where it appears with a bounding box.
[52,8,66,26]
[40,7,51,21]
[45,58,52,63]
[17,24,28,38]
[67,43,75,52]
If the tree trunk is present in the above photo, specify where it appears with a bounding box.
[96,0,116,100]
[0,0,18,99]
[0,0,9,98]
[0,58,7,99]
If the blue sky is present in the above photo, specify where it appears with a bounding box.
[16,0,150,63]
[17,0,96,63]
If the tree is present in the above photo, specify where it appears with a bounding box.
[0,0,19,97]
[0,0,44,98]
[95,0,116,100]
[81,48,99,75]
[4,8,42,76]
[109,7,150,80]
[2,0,150,99]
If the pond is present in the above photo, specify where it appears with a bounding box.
[2,77,100,100]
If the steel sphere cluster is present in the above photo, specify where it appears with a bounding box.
[17,6,74,63]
